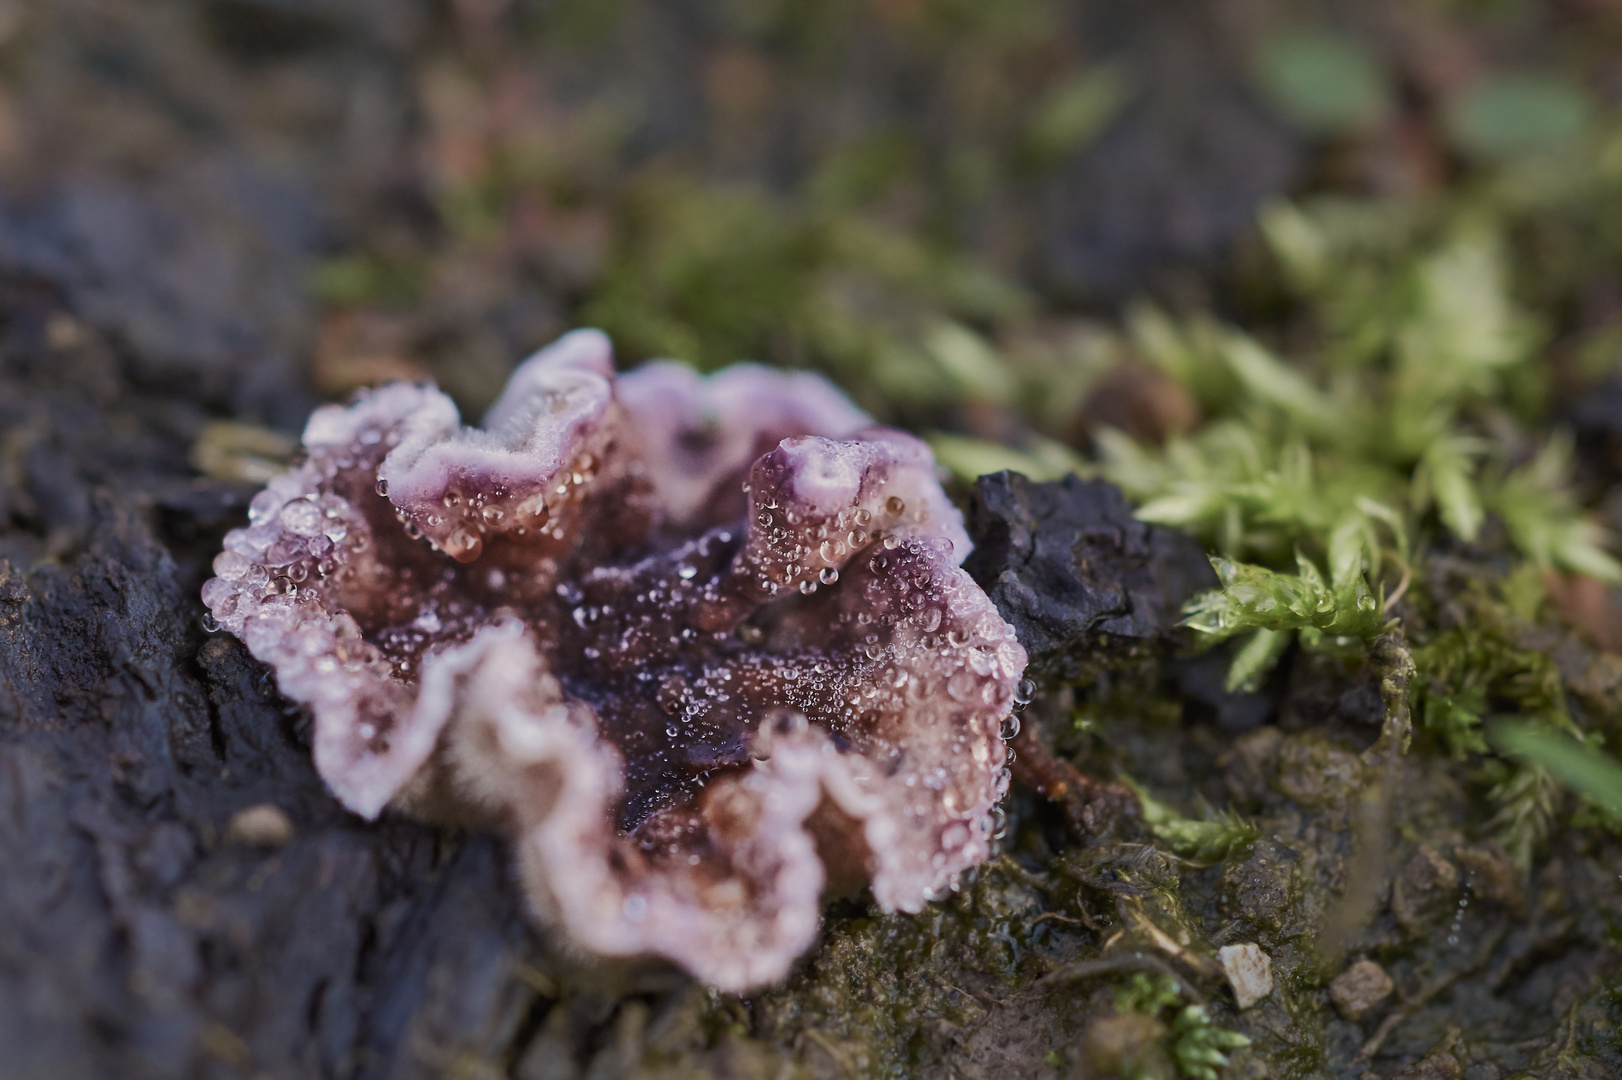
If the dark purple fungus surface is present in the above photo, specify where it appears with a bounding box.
[202,330,1027,990]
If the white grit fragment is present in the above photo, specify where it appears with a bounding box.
[1218,943,1273,1010]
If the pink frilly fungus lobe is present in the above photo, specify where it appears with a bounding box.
[202,330,1028,990]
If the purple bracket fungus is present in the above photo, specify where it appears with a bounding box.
[202,329,1028,991]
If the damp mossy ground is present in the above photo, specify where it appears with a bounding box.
[10,1,1622,1077]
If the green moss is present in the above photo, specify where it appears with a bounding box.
[749,860,1054,1079]
[580,177,1025,414]
[1127,782,1260,866]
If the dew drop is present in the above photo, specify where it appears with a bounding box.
[200,613,220,633]
[247,490,282,525]
[1013,679,1037,710]
[213,551,249,580]
[280,501,323,536]
[447,527,483,560]
[658,675,687,714]
[886,496,905,515]
[818,567,839,585]
[799,580,818,595]
[375,478,389,497]
[678,565,698,580]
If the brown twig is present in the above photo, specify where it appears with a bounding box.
[1008,727,1142,838]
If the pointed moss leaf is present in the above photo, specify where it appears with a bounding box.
[927,433,1089,485]
[1391,236,1536,457]
[1171,1004,1253,1080]
[1354,496,1410,565]
[1092,426,1168,500]
[1406,237,1531,379]
[1493,721,1622,817]
[1446,73,1594,162]
[1252,28,1391,136]
[1134,489,1228,529]
[1123,779,1259,864]
[925,321,1016,404]
[1126,303,1198,384]
[1022,64,1133,165]
[1549,520,1622,583]
[1126,304,1236,408]
[1328,512,1375,586]
[1487,762,1561,873]
[1494,436,1622,582]
[1259,200,1331,291]
[1222,332,1335,431]
[1420,435,1486,542]
[1226,627,1290,693]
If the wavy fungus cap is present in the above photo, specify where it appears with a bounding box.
[202,330,1027,991]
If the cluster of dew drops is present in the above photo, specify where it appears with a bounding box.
[200,432,393,634]
[383,450,603,564]
[744,473,1040,891]
[741,477,886,599]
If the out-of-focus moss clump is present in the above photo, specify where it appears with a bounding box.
[580,176,1025,412]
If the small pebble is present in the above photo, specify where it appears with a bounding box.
[1329,958,1394,1021]
[1219,942,1273,1009]
[226,803,294,848]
